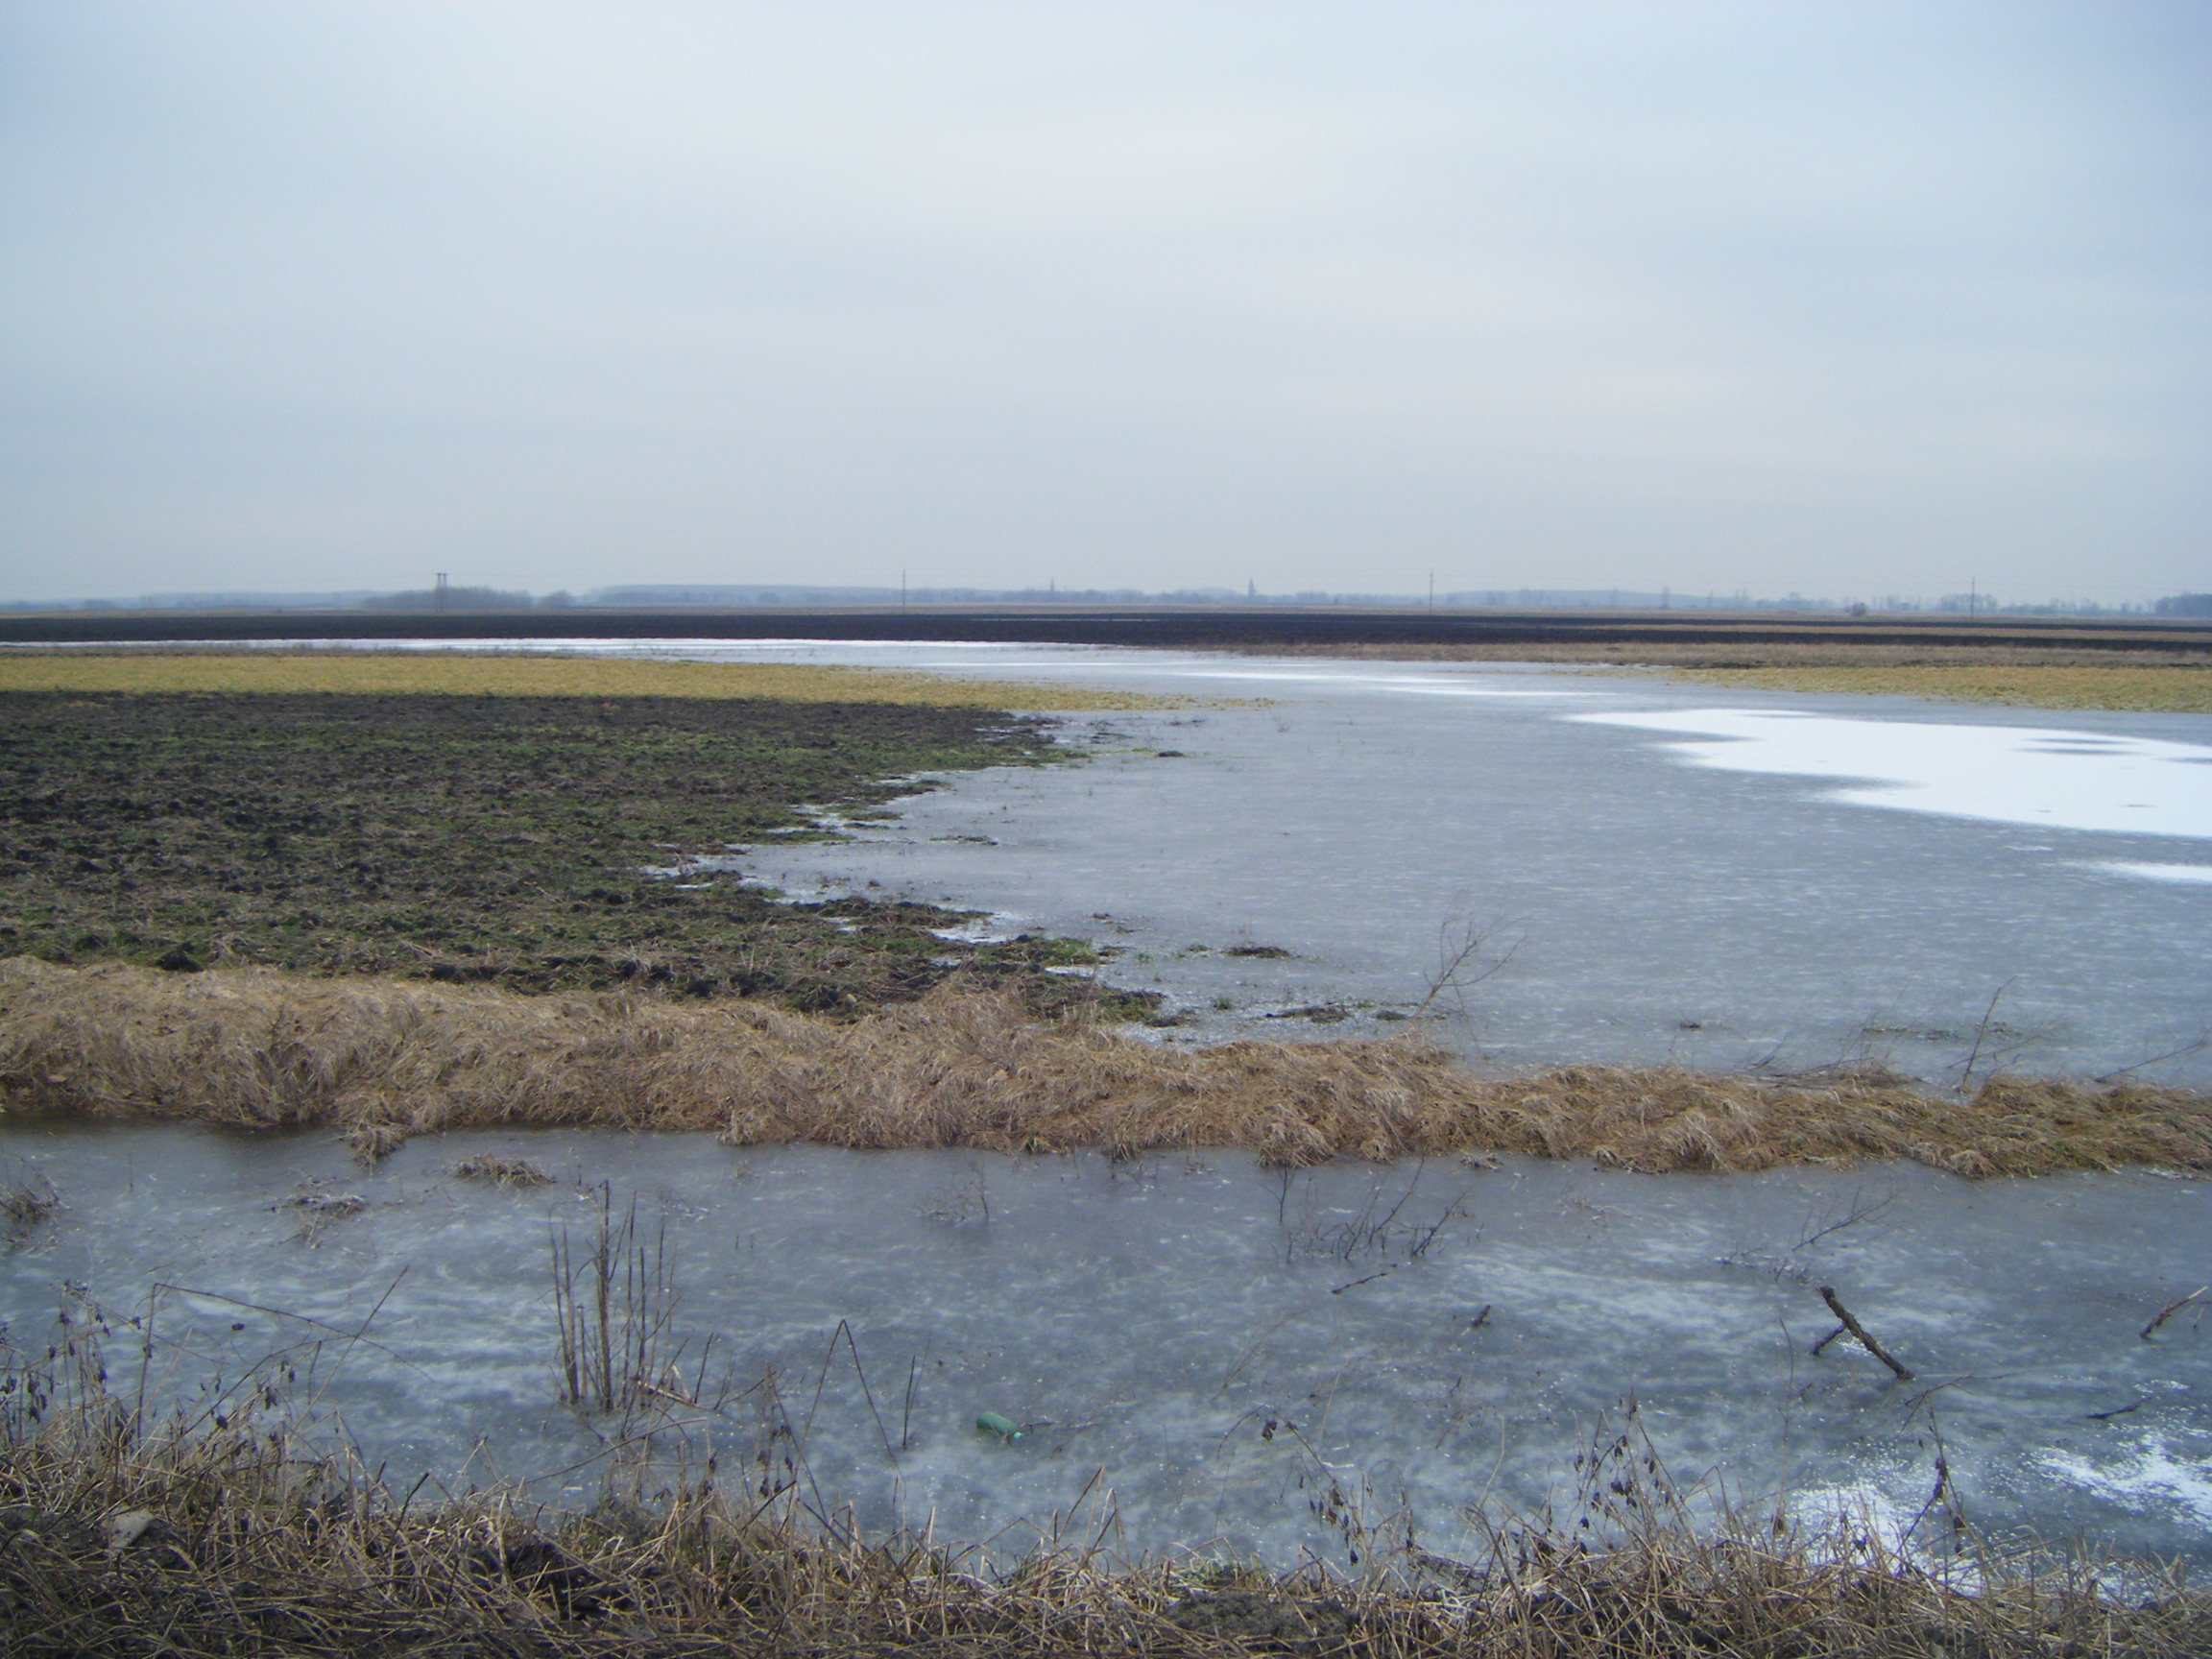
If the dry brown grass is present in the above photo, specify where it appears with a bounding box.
[1667,661,2212,713]
[5,958,2207,1177]
[1250,638,2208,668]
[4,1363,2207,1657]
[452,1153,555,1188]
[1239,641,2212,710]
[0,647,1181,710]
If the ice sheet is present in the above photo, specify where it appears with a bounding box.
[5,1120,2210,1566]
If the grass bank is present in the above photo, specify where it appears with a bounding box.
[1665,661,2212,713]
[0,683,1151,1017]
[7,959,2209,1176]
[1239,640,2212,712]
[4,1350,2206,1658]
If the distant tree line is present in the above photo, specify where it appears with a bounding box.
[363,587,573,612]
[8,584,2205,616]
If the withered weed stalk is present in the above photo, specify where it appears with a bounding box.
[1413,914,1524,1026]
[3,1323,2211,1657]
[1277,1159,1475,1268]
[550,1184,695,1416]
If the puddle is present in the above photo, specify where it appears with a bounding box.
[6,1118,2211,1564]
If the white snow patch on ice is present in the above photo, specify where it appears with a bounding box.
[1575,709,2212,839]
[2039,1437,2212,1529]
[2090,862,2212,885]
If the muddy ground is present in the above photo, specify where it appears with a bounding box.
[0,690,1148,1016]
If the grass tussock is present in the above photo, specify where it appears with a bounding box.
[0,646,1185,710]
[0,1167,59,1231]
[3,1360,2207,1657]
[452,1153,554,1188]
[5,958,2209,1177]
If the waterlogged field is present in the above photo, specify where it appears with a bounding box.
[5,640,2212,1653]
[0,682,1145,1014]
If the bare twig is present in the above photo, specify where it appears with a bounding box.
[1795,1187,1898,1250]
[2087,1397,2153,1422]
[1331,1265,1399,1295]
[1815,1287,1913,1380]
[2141,1286,2206,1341]
[1413,916,1524,1021]
[1956,977,2015,1094]
[2097,1026,2212,1084]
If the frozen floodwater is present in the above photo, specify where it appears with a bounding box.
[11,636,2209,1566]
[3,1118,2209,1566]
[573,641,2209,1087]
[143,634,2210,1079]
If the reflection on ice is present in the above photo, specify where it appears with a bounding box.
[1118,666,1592,698]
[1575,709,2212,839]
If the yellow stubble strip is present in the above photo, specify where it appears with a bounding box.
[0,648,1188,710]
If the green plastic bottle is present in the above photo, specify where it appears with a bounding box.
[974,1410,1023,1441]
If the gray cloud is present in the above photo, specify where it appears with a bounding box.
[2,0,2206,602]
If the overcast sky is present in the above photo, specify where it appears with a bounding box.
[2,2,2206,605]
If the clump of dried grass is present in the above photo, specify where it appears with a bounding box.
[4,957,2207,1177]
[276,1184,365,1244]
[345,1123,406,1166]
[453,1153,554,1188]
[0,1167,60,1231]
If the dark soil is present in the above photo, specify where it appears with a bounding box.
[0,690,1153,1018]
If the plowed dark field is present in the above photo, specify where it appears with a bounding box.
[0,690,1142,1015]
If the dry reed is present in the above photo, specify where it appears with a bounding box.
[4,1358,2207,1657]
[0,647,1185,710]
[5,957,2207,1177]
